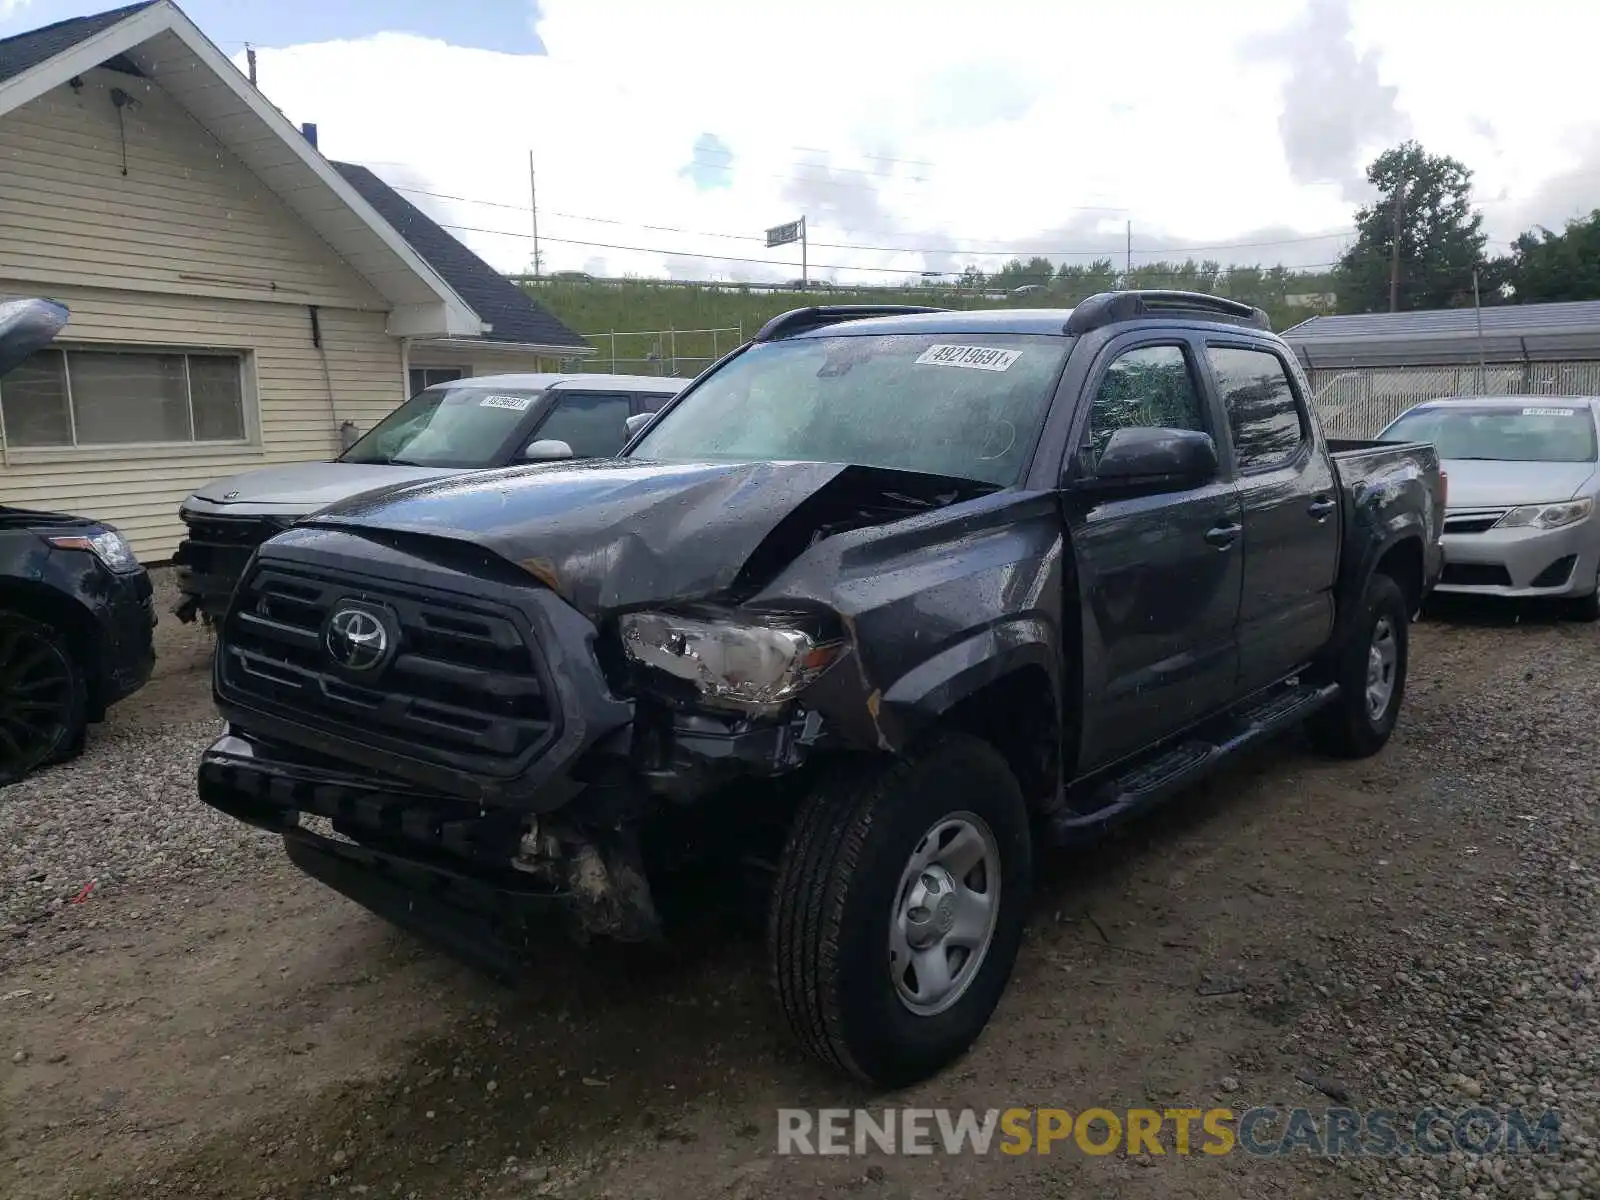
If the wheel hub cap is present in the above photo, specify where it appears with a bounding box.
[889,813,1002,1017]
[1365,615,1397,720]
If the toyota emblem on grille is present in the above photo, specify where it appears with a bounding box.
[324,606,393,671]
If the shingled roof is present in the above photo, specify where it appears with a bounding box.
[1283,301,1600,370]
[332,163,587,351]
[0,2,157,84]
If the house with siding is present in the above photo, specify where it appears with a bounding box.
[0,1,591,561]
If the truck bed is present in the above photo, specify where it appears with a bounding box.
[1327,437,1442,494]
[1325,436,1446,610]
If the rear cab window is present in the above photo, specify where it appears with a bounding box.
[1205,345,1308,472]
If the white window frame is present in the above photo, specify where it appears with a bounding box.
[0,342,263,462]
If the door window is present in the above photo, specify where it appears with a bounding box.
[1207,347,1306,472]
[532,391,633,458]
[1081,344,1208,469]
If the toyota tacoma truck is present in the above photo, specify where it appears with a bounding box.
[0,298,155,784]
[197,291,1444,1086]
[172,373,689,624]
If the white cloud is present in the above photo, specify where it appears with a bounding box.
[0,0,34,23]
[237,0,1600,283]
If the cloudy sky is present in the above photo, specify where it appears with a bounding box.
[8,0,1600,284]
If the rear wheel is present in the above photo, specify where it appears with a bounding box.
[0,612,87,783]
[1306,573,1409,759]
[768,733,1032,1087]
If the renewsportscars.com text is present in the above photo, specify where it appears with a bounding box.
[777,1106,1561,1158]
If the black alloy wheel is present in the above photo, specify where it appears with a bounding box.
[0,613,85,784]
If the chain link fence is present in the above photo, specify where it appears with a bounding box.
[1308,361,1600,437]
[568,326,744,379]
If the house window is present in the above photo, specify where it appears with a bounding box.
[0,347,248,448]
[409,367,465,395]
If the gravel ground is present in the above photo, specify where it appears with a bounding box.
[2,597,1598,1200]
[1,568,235,933]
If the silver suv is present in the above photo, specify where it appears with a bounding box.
[173,373,688,622]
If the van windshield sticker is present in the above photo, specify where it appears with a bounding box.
[479,394,535,411]
[1522,407,1576,416]
[914,344,1021,372]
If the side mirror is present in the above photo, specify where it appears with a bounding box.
[1071,427,1217,494]
[624,412,654,439]
[522,438,575,461]
[0,297,69,379]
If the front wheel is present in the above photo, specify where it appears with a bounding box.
[1306,572,1409,759]
[0,612,88,784]
[1562,588,1600,622]
[768,733,1032,1088]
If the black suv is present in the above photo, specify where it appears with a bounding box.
[0,299,155,784]
[199,292,1443,1085]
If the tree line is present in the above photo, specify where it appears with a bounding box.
[944,140,1600,316]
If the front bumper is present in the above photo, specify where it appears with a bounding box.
[198,730,659,951]
[1437,519,1600,598]
[93,567,157,709]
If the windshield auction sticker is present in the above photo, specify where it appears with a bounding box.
[915,345,1021,372]
[479,394,535,411]
[1521,407,1575,416]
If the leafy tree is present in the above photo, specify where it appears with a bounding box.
[1053,258,1121,302]
[1335,141,1487,313]
[1500,210,1600,303]
[991,256,1057,290]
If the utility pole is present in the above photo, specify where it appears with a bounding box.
[527,151,541,276]
[801,215,808,290]
[1388,179,1409,313]
[245,44,257,86]
[1472,266,1487,392]
[1125,220,1132,288]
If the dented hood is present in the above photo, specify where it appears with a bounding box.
[305,457,867,616]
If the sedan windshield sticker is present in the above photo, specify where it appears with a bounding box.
[479,394,535,411]
[1522,407,1576,416]
[914,344,1021,372]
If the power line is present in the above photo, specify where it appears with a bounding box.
[440,219,1348,276]
[394,183,1357,258]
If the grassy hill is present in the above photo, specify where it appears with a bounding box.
[517,267,1337,377]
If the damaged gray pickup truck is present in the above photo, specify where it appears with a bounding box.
[198,291,1444,1086]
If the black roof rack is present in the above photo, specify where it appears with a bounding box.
[1063,290,1271,336]
[753,304,949,342]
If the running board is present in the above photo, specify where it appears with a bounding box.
[1047,681,1339,842]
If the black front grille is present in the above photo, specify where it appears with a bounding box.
[1440,562,1513,587]
[219,562,559,775]
[1444,512,1505,535]
[178,514,282,578]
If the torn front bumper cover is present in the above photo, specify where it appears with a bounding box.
[198,731,661,963]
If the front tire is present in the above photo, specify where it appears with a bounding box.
[768,733,1032,1087]
[0,612,88,784]
[1306,572,1409,759]
[1562,589,1600,622]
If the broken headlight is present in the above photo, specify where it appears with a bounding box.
[616,608,846,716]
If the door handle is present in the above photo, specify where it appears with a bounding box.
[1308,496,1337,518]
[1204,521,1241,549]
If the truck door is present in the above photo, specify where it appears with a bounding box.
[1064,336,1244,768]
[1200,342,1338,694]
